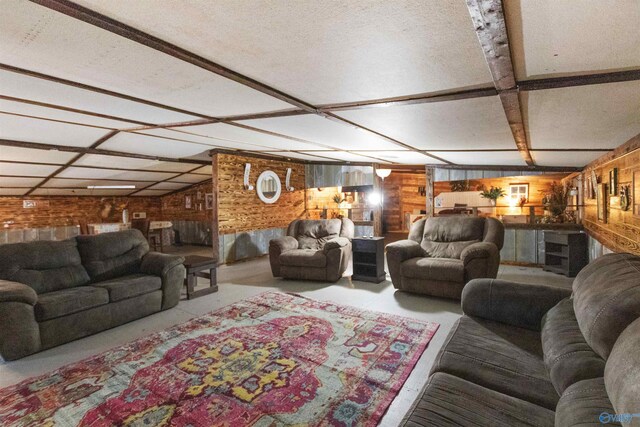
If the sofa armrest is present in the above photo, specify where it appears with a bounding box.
[141,252,185,277]
[462,278,572,331]
[141,252,185,310]
[0,279,37,305]
[323,237,350,253]
[461,242,501,280]
[386,240,425,287]
[0,280,41,360]
[461,242,498,264]
[270,236,299,253]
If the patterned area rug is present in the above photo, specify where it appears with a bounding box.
[0,292,439,426]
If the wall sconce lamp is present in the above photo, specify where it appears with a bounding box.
[243,163,254,190]
[285,168,295,191]
[375,168,392,180]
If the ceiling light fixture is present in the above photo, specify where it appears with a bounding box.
[87,185,136,189]
[375,169,392,180]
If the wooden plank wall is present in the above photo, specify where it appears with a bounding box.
[0,196,161,229]
[580,148,640,255]
[217,153,306,234]
[382,171,426,232]
[160,180,213,222]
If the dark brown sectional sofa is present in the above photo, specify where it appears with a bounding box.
[404,252,640,426]
[0,229,185,361]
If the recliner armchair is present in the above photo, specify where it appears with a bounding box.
[269,218,354,282]
[386,216,504,299]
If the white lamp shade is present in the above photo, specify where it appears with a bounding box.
[375,169,392,179]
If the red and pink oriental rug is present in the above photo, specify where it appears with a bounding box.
[0,292,438,426]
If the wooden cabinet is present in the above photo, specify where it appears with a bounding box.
[543,231,588,277]
[352,237,386,283]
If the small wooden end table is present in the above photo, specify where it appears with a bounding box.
[183,255,218,299]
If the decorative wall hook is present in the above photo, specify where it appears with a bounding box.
[244,163,254,190]
[285,168,294,191]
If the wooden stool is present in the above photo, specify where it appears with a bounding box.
[183,255,218,299]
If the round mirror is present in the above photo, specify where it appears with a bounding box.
[256,170,282,204]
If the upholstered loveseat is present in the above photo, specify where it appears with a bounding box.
[269,218,354,282]
[0,230,185,361]
[404,253,640,426]
[387,216,504,299]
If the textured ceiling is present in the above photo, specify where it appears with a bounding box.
[0,0,637,195]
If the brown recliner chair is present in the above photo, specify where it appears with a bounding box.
[269,218,354,282]
[386,216,504,299]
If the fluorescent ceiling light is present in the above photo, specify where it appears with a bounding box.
[87,185,136,189]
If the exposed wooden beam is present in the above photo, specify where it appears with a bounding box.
[24,130,120,195]
[0,159,209,175]
[0,138,209,164]
[318,86,497,111]
[466,0,534,166]
[520,69,640,91]
[0,63,215,120]
[425,163,581,172]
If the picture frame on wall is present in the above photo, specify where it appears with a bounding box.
[205,193,214,210]
[634,170,640,217]
[185,195,192,209]
[597,183,608,223]
[609,168,618,196]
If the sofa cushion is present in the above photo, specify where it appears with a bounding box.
[555,378,619,427]
[294,219,341,250]
[572,253,640,359]
[0,239,90,294]
[401,257,464,282]
[93,274,162,302]
[405,372,555,427]
[34,286,109,321]
[605,317,640,423]
[76,229,149,282]
[431,315,559,410]
[541,298,605,395]
[420,216,485,259]
[280,249,327,268]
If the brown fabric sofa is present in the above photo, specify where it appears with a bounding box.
[0,230,185,361]
[269,218,354,282]
[386,216,504,299]
[404,252,640,426]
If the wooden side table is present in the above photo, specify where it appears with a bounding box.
[543,231,588,277]
[352,237,386,283]
[183,255,218,299]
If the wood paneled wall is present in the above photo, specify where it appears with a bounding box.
[580,146,640,256]
[0,196,161,229]
[160,180,213,222]
[217,153,306,234]
[382,171,426,232]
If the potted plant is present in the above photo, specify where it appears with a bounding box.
[480,186,506,206]
[544,181,570,221]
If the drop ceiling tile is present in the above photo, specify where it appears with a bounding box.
[160,123,321,150]
[0,162,59,177]
[0,176,44,187]
[261,152,333,161]
[74,0,493,103]
[72,154,198,173]
[351,150,437,164]
[531,151,607,168]
[0,114,112,147]
[30,188,134,196]
[0,188,29,195]
[146,182,192,190]
[56,167,178,181]
[505,0,640,80]
[131,189,170,196]
[299,151,386,163]
[0,98,135,129]
[0,70,197,124]
[99,132,213,158]
[338,97,516,150]
[0,146,77,164]
[138,127,261,150]
[434,151,527,166]
[170,173,211,184]
[42,178,150,189]
[524,82,640,149]
[1,1,292,116]
[191,165,213,175]
[240,115,401,150]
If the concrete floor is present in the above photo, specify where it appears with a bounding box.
[0,245,573,426]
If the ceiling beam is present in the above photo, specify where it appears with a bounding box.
[0,63,215,120]
[0,138,209,164]
[24,130,120,195]
[127,164,206,196]
[466,0,534,166]
[424,164,581,172]
[520,69,640,91]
